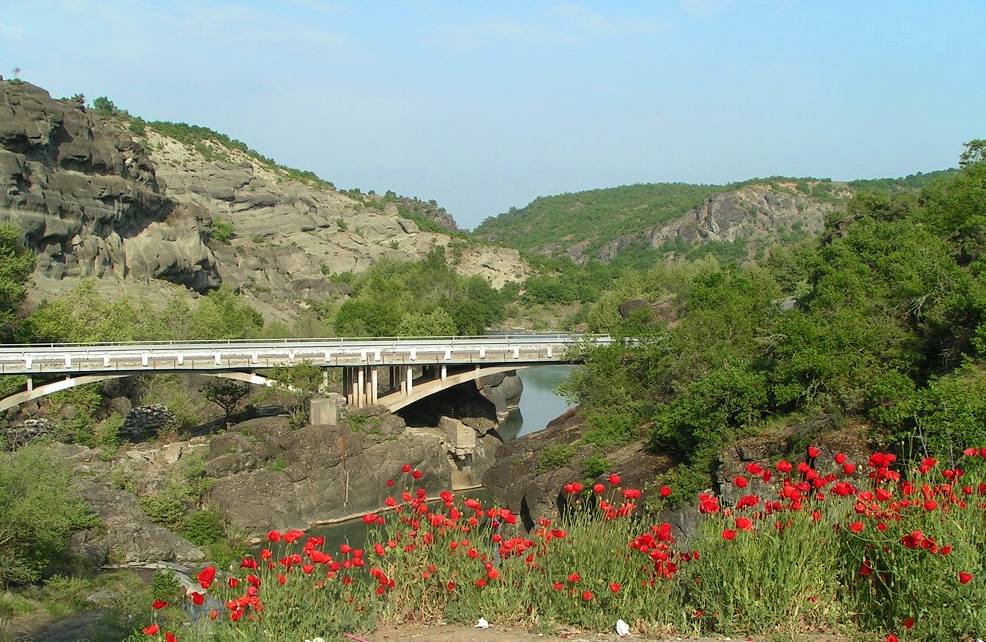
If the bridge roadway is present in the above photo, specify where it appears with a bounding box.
[0,334,612,412]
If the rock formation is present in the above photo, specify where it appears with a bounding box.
[0,81,219,291]
[0,80,529,321]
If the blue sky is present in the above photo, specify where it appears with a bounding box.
[2,1,984,228]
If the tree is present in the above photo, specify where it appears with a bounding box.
[0,224,35,341]
[91,96,118,116]
[201,380,251,419]
[959,139,986,168]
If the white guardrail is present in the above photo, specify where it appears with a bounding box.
[0,334,613,376]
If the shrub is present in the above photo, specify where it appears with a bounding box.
[181,509,226,546]
[537,443,575,473]
[208,218,235,243]
[0,445,96,586]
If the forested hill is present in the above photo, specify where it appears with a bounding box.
[476,172,955,263]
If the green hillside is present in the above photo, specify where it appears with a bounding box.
[476,172,954,261]
[474,182,722,255]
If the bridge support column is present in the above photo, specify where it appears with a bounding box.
[357,367,365,408]
[440,364,447,381]
[370,368,378,404]
[25,377,32,392]
[406,366,413,395]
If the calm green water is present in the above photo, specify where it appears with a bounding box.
[498,365,577,441]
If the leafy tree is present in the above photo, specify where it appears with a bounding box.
[0,445,96,586]
[959,138,986,168]
[91,96,118,116]
[0,223,34,340]
[200,380,251,418]
[397,308,457,336]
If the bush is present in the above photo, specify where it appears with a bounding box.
[537,443,575,473]
[209,218,235,243]
[181,509,225,546]
[0,445,96,586]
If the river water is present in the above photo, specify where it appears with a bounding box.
[498,365,577,441]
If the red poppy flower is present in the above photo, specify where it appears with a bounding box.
[834,452,847,464]
[609,582,621,593]
[165,633,177,642]
[660,485,672,497]
[848,521,864,534]
[776,460,792,474]
[593,483,605,494]
[960,571,973,584]
[733,476,748,489]
[608,473,621,485]
[735,517,753,531]
[190,592,204,606]
[412,469,423,480]
[567,572,581,583]
[903,618,914,629]
[152,599,167,609]
[196,566,216,590]
[886,635,898,642]
[475,578,487,588]
[143,623,160,635]
[401,463,412,473]
[552,581,564,591]
[807,445,820,458]
[266,530,281,543]
[582,590,594,601]
[722,529,736,541]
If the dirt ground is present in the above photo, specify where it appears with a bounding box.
[371,624,851,642]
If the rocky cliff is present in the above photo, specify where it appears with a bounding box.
[0,82,219,292]
[0,80,529,319]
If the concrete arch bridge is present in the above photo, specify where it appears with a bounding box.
[0,335,612,415]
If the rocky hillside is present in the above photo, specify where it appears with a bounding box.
[476,174,950,263]
[0,80,528,320]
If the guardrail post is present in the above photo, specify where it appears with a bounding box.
[440,364,447,381]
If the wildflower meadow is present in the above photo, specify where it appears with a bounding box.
[138,448,986,642]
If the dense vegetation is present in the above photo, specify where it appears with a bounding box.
[564,141,986,498]
[331,248,512,336]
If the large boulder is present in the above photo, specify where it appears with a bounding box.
[205,411,453,538]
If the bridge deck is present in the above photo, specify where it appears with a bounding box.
[0,334,610,376]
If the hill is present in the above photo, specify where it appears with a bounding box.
[476,173,955,263]
[0,80,528,322]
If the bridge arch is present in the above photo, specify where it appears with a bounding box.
[0,371,294,413]
[376,365,530,413]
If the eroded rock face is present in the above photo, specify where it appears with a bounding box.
[0,81,219,291]
[52,444,205,567]
[594,183,843,263]
[202,413,453,537]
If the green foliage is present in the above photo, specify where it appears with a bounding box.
[566,152,986,493]
[335,248,510,336]
[397,308,457,336]
[537,443,576,474]
[580,453,609,478]
[151,569,182,603]
[127,116,146,136]
[0,445,96,587]
[180,509,226,546]
[0,223,34,340]
[208,217,235,243]
[201,380,251,417]
[91,96,118,116]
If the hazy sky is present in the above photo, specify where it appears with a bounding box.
[2,1,984,228]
